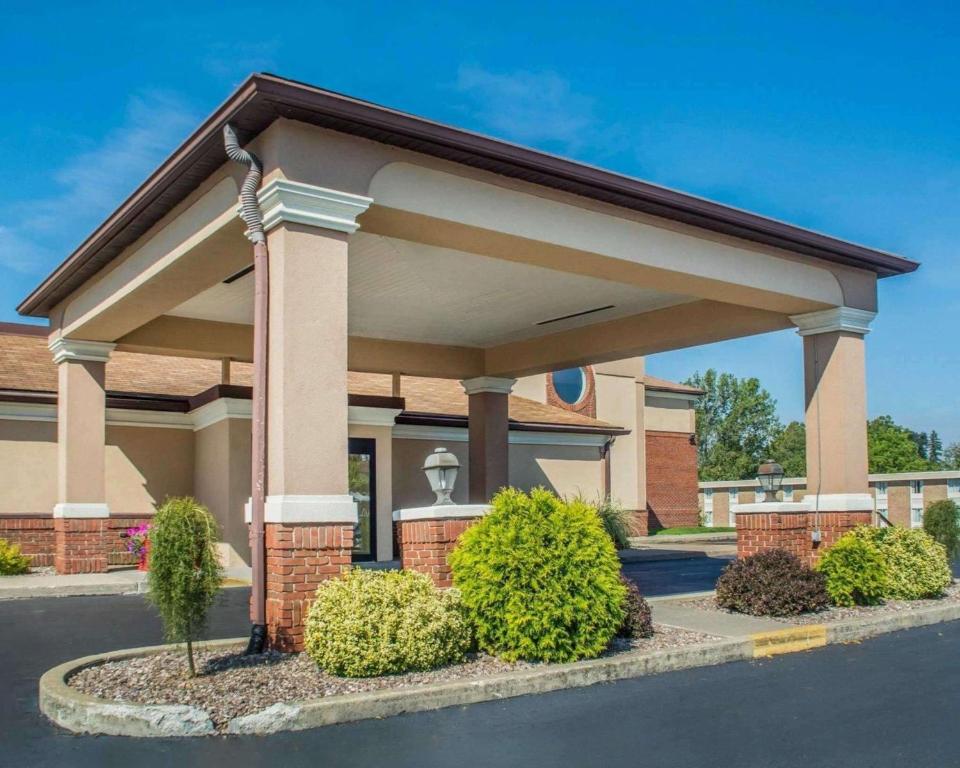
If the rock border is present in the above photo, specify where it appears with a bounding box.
[40,602,960,738]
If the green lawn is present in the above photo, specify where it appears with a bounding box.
[653,526,736,536]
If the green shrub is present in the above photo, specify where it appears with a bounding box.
[716,549,830,616]
[450,487,626,663]
[0,538,30,575]
[304,568,471,677]
[923,500,960,558]
[815,532,888,607]
[147,497,223,676]
[590,495,633,550]
[618,575,653,638]
[852,526,951,600]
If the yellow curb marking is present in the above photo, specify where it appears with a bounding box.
[751,625,827,657]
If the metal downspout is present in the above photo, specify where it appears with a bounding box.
[223,124,268,654]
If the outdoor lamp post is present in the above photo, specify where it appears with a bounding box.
[757,459,785,502]
[423,447,460,505]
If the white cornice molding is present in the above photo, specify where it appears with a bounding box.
[256,178,373,235]
[190,398,253,431]
[243,495,358,524]
[789,307,877,337]
[53,503,110,519]
[49,337,115,365]
[460,376,517,396]
[645,390,701,403]
[0,401,192,429]
[348,406,402,427]
[393,504,491,522]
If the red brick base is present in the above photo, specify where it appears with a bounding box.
[54,518,110,574]
[397,517,479,588]
[264,522,354,652]
[736,510,873,567]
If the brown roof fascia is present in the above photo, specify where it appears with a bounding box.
[396,411,628,437]
[18,73,918,318]
[0,388,191,412]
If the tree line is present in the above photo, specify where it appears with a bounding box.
[685,369,960,481]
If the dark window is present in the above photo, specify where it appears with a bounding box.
[553,368,586,405]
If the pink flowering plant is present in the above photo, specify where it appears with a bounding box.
[125,524,151,558]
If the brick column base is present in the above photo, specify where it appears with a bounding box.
[264,522,353,652]
[54,518,109,574]
[736,509,873,567]
[397,517,481,588]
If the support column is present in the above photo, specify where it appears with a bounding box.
[50,337,114,574]
[791,307,874,496]
[461,377,515,504]
[256,180,372,652]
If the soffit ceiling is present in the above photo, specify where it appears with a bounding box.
[167,232,695,348]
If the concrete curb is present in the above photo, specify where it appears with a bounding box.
[39,601,960,738]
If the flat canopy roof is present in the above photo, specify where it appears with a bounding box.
[18,73,918,318]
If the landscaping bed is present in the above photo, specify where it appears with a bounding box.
[686,581,960,625]
[67,624,715,732]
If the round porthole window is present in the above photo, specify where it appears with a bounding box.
[552,367,586,405]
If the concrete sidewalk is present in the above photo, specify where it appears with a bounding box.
[650,596,785,637]
[0,566,251,600]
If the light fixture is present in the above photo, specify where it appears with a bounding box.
[757,460,785,502]
[423,447,460,506]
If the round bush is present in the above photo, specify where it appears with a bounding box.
[716,549,830,616]
[618,575,653,638]
[0,538,30,575]
[815,532,888,607]
[304,569,471,677]
[449,487,626,663]
[852,526,951,600]
[923,500,959,558]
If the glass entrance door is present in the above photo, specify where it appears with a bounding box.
[348,437,376,561]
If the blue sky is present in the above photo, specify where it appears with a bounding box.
[1,2,957,443]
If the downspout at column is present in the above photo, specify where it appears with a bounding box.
[223,124,269,654]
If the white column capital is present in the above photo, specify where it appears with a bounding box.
[789,307,876,337]
[460,376,517,396]
[254,178,373,235]
[49,337,115,365]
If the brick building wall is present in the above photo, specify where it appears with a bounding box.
[645,430,700,531]
[0,514,152,568]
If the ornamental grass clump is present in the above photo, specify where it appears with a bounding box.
[304,568,471,677]
[590,495,633,550]
[716,549,830,616]
[923,500,960,559]
[449,487,626,663]
[851,526,951,600]
[815,531,888,607]
[0,538,30,575]
[147,497,223,676]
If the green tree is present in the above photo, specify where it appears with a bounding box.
[147,497,224,676]
[769,420,806,477]
[943,442,960,470]
[909,430,929,460]
[868,416,932,474]
[685,370,781,481]
[928,430,943,466]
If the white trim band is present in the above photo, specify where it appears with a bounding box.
[805,493,875,512]
[257,179,373,235]
[245,495,358,524]
[348,406,402,427]
[393,504,491,522]
[460,376,517,396]
[789,307,877,337]
[731,502,810,515]
[49,338,115,365]
[190,398,253,431]
[53,503,110,519]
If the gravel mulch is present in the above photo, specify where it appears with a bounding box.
[684,581,960,625]
[68,624,718,731]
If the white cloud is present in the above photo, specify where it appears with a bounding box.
[2,90,197,276]
[454,65,600,152]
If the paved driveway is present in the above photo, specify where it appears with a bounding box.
[622,554,732,596]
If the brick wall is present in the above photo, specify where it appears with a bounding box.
[0,514,152,569]
[736,510,873,567]
[397,517,479,588]
[645,430,700,532]
[264,522,353,652]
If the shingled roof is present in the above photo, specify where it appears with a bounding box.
[0,325,625,432]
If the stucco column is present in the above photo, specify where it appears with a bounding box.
[49,337,115,574]
[256,180,372,651]
[791,307,875,498]
[461,376,516,503]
